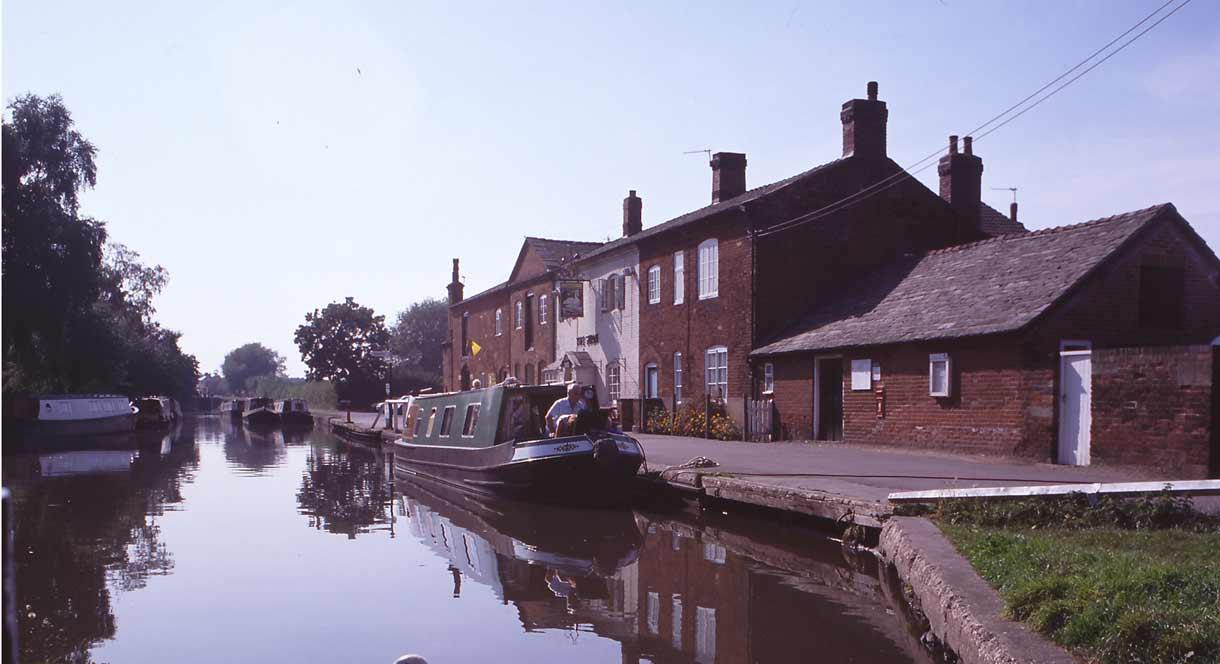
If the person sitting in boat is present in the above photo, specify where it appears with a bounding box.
[546,383,587,437]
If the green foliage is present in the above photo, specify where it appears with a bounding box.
[249,376,337,410]
[645,401,742,441]
[197,372,229,396]
[221,342,285,395]
[389,298,446,379]
[2,94,198,399]
[942,525,1220,664]
[294,297,390,406]
[931,490,1220,532]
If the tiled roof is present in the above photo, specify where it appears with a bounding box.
[577,159,847,262]
[523,237,603,271]
[456,281,508,306]
[979,202,1028,236]
[752,204,1176,356]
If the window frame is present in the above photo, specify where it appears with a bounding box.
[674,352,683,403]
[495,308,503,336]
[461,403,481,437]
[514,300,523,329]
[439,405,456,436]
[850,359,872,391]
[538,292,548,325]
[673,251,685,304]
[607,363,622,403]
[698,239,719,300]
[762,362,774,395]
[929,353,951,398]
[648,265,661,304]
[644,363,659,399]
[705,346,728,399]
[424,407,438,437]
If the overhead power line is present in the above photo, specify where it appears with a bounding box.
[756,0,1191,239]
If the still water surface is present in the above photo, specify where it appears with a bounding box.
[5,416,935,663]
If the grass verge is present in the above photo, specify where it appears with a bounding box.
[934,495,1220,664]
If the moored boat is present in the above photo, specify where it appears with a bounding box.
[133,396,174,429]
[272,399,313,428]
[391,382,645,504]
[241,397,280,429]
[220,399,245,420]
[3,394,137,442]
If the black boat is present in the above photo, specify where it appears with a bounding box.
[391,382,644,503]
[241,397,280,429]
[273,399,314,429]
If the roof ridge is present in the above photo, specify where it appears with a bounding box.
[922,203,1170,257]
[524,235,603,245]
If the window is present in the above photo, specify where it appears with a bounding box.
[439,405,456,436]
[461,313,470,356]
[929,353,951,397]
[762,362,774,394]
[495,308,503,336]
[461,404,480,436]
[698,239,718,299]
[424,407,438,436]
[514,301,523,329]
[647,592,660,635]
[673,251,685,304]
[607,363,621,402]
[599,278,610,312]
[695,607,716,663]
[674,352,683,403]
[1138,265,1185,329]
[850,359,872,391]
[705,346,728,398]
[648,265,661,303]
[702,542,727,564]
[524,294,534,349]
[645,364,659,399]
[616,273,627,310]
[539,292,548,324]
[672,595,683,650]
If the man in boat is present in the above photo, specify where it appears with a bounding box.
[546,383,587,437]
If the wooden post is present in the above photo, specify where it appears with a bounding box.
[704,394,710,439]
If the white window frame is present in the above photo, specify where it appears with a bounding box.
[439,405,456,436]
[461,403,480,437]
[850,359,872,391]
[698,239,719,300]
[424,407,438,437]
[705,346,728,399]
[648,265,661,304]
[514,301,523,329]
[762,362,774,394]
[673,251,685,304]
[538,293,548,325]
[607,363,621,403]
[644,363,659,399]
[495,308,503,336]
[929,353,951,397]
[599,278,609,312]
[673,352,683,403]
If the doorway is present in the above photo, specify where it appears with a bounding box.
[644,364,659,399]
[1058,342,1092,465]
[814,357,843,441]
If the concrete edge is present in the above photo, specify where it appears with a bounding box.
[700,474,888,527]
[878,517,1077,664]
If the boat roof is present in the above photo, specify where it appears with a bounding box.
[27,394,130,400]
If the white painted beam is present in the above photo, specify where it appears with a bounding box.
[888,479,1220,503]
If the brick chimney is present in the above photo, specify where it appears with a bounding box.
[841,81,888,159]
[710,152,747,204]
[938,135,983,234]
[1010,201,1019,225]
[623,190,642,237]
[447,258,464,304]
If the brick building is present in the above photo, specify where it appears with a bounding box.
[752,204,1220,477]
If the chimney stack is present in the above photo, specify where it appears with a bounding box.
[840,81,888,159]
[623,190,642,237]
[710,152,747,204]
[447,258,464,304]
[938,135,984,236]
[1010,201,1018,224]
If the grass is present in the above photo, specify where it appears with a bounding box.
[932,495,1220,664]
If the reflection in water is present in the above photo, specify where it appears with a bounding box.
[297,440,394,538]
[6,419,936,664]
[3,422,200,664]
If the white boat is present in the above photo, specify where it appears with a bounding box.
[4,394,136,440]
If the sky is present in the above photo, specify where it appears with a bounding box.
[4,1,1218,376]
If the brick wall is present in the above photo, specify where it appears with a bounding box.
[1091,345,1214,478]
[507,277,557,385]
[447,289,510,390]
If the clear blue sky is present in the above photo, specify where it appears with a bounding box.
[5,1,1218,376]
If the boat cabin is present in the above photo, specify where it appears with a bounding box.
[244,397,274,411]
[272,399,309,415]
[404,384,600,447]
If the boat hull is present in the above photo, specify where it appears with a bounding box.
[392,434,643,504]
[280,412,314,429]
[242,408,281,429]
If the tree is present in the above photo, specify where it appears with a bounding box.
[198,372,229,396]
[389,298,446,390]
[294,297,390,405]
[221,343,284,395]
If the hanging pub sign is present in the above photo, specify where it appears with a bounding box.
[559,281,584,319]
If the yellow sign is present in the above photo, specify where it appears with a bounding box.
[470,340,482,357]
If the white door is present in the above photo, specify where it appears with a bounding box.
[1058,352,1092,465]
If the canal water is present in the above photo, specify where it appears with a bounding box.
[4,416,938,663]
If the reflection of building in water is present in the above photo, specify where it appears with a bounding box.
[297,442,393,538]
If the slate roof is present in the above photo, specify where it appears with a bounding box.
[752,204,1177,356]
[523,237,603,271]
[577,158,848,263]
[979,202,1028,236]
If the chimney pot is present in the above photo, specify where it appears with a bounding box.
[963,135,973,155]
[710,152,747,203]
[948,135,959,154]
[623,190,643,237]
[867,81,878,101]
